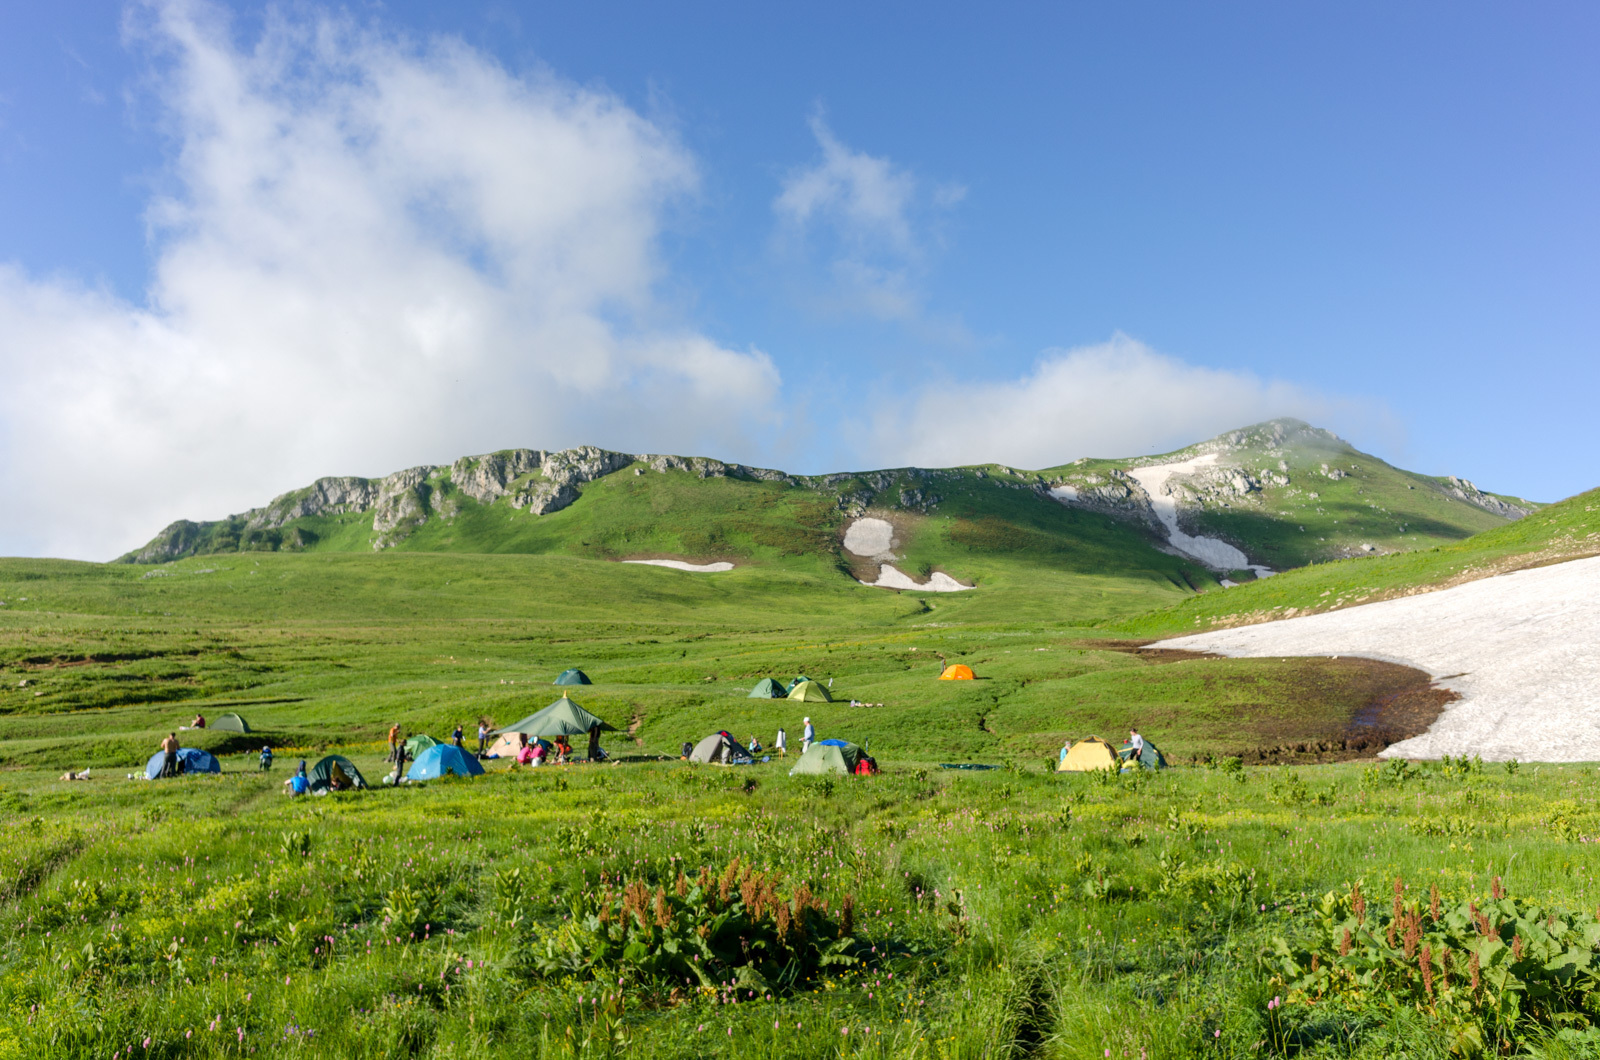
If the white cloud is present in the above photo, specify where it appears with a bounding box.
[774,114,963,330]
[0,0,779,559]
[860,334,1350,469]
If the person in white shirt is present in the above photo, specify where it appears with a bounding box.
[802,717,815,753]
[1127,728,1145,766]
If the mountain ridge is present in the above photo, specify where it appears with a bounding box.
[120,419,1538,579]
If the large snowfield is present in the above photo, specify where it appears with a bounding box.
[1153,555,1600,761]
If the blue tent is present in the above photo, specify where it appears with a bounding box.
[408,743,485,781]
[818,738,850,748]
[145,747,221,780]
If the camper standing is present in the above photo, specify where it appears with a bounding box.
[1128,728,1144,765]
[476,719,490,756]
[160,733,179,777]
[387,724,402,764]
[801,718,814,753]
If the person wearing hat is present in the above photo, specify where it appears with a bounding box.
[801,716,815,754]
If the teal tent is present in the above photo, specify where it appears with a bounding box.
[1118,740,1169,770]
[554,669,592,686]
[309,754,367,793]
[748,678,786,698]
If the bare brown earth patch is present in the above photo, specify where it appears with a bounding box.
[1060,640,1454,763]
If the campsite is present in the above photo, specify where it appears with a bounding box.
[0,479,1597,1058]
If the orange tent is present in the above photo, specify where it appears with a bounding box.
[938,664,976,681]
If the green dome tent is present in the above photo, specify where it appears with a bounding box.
[748,678,786,698]
[496,695,615,738]
[554,669,592,686]
[309,754,368,794]
[403,734,438,758]
[787,680,832,703]
[789,740,868,776]
[785,675,811,692]
[210,712,251,733]
[1119,740,1169,771]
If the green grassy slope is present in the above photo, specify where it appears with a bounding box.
[1119,486,1600,637]
[0,545,1433,774]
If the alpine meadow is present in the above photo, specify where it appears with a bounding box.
[2,417,1599,1059]
[5,2,1600,1057]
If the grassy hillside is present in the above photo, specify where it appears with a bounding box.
[1119,486,1600,637]
[117,422,1534,593]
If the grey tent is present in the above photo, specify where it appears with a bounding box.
[747,678,786,699]
[210,712,251,733]
[789,741,869,776]
[689,732,751,765]
[308,754,367,794]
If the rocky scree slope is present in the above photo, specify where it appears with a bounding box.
[119,421,1534,573]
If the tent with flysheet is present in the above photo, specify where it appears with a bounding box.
[789,740,870,776]
[403,734,439,758]
[688,732,751,764]
[486,733,551,759]
[748,678,786,698]
[1119,739,1169,771]
[496,695,615,739]
[409,744,484,780]
[309,754,367,793]
[144,747,221,780]
[210,712,251,733]
[554,669,592,686]
[787,680,832,703]
[938,665,976,681]
[1057,737,1120,773]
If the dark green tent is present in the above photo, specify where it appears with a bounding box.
[309,754,368,794]
[210,712,251,733]
[785,675,812,692]
[748,678,786,698]
[403,734,438,758]
[788,741,867,776]
[1118,740,1169,770]
[496,695,615,738]
[554,669,592,686]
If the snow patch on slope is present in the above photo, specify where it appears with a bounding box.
[859,565,973,592]
[843,517,895,558]
[1126,453,1274,575]
[622,559,734,573]
[1152,556,1600,761]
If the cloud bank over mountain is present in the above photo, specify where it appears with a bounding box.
[0,1,777,558]
[859,335,1346,471]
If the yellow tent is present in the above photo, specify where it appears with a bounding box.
[1057,736,1121,772]
[938,664,976,681]
[787,680,832,703]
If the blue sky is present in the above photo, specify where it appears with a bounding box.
[1,1,1596,558]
